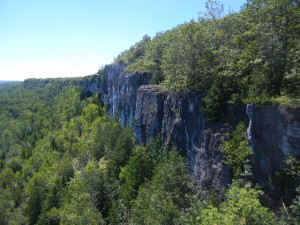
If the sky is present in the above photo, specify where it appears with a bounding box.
[0,0,246,81]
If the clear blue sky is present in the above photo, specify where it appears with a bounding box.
[0,0,246,81]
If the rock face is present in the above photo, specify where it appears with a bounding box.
[134,85,234,190]
[195,126,232,191]
[247,105,300,192]
[134,85,204,162]
[81,64,152,126]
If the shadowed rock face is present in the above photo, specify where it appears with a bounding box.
[135,85,204,161]
[247,105,300,193]
[195,126,232,191]
[134,85,233,190]
[134,85,165,145]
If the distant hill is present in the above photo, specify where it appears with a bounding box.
[0,80,21,85]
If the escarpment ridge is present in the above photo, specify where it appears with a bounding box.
[82,63,300,195]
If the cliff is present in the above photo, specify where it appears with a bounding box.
[81,63,300,193]
[134,86,204,164]
[81,64,152,126]
[134,85,238,190]
[247,105,300,198]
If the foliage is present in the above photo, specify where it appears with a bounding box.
[59,166,105,225]
[115,34,151,65]
[285,157,300,181]
[270,96,300,109]
[119,144,160,202]
[198,181,276,225]
[130,151,200,225]
[0,80,201,224]
[0,80,135,224]
[288,187,300,224]
[220,123,252,178]
[202,83,228,121]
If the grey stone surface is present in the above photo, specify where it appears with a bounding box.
[81,64,152,126]
[134,85,232,190]
[247,104,300,192]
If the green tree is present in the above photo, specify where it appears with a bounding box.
[115,34,151,65]
[23,172,49,225]
[220,123,252,177]
[83,103,102,123]
[119,145,159,202]
[287,187,300,224]
[199,182,276,225]
[203,83,228,121]
[59,169,104,225]
[106,128,134,179]
[131,151,198,224]
[161,21,213,90]
[283,43,300,97]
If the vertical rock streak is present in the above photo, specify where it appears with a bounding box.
[247,104,300,194]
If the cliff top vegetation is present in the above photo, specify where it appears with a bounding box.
[115,0,300,113]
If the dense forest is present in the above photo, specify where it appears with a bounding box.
[1,0,300,224]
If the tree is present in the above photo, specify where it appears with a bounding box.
[82,103,101,123]
[119,145,159,202]
[203,83,228,121]
[205,0,224,23]
[115,34,151,65]
[59,168,104,225]
[220,123,252,177]
[288,187,300,224]
[283,43,300,97]
[130,151,198,224]
[106,128,134,179]
[23,172,49,225]
[199,182,276,225]
[161,21,213,90]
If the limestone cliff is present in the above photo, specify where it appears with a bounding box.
[81,64,152,126]
[134,85,249,190]
[134,85,204,166]
[81,63,300,193]
[247,105,300,197]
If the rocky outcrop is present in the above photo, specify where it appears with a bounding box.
[195,126,232,190]
[134,85,166,145]
[81,64,152,126]
[134,85,236,190]
[80,64,241,191]
[247,105,300,194]
[134,85,204,161]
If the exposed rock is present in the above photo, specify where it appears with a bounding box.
[195,126,232,190]
[134,85,232,190]
[247,104,300,194]
[81,64,152,126]
[134,85,166,145]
